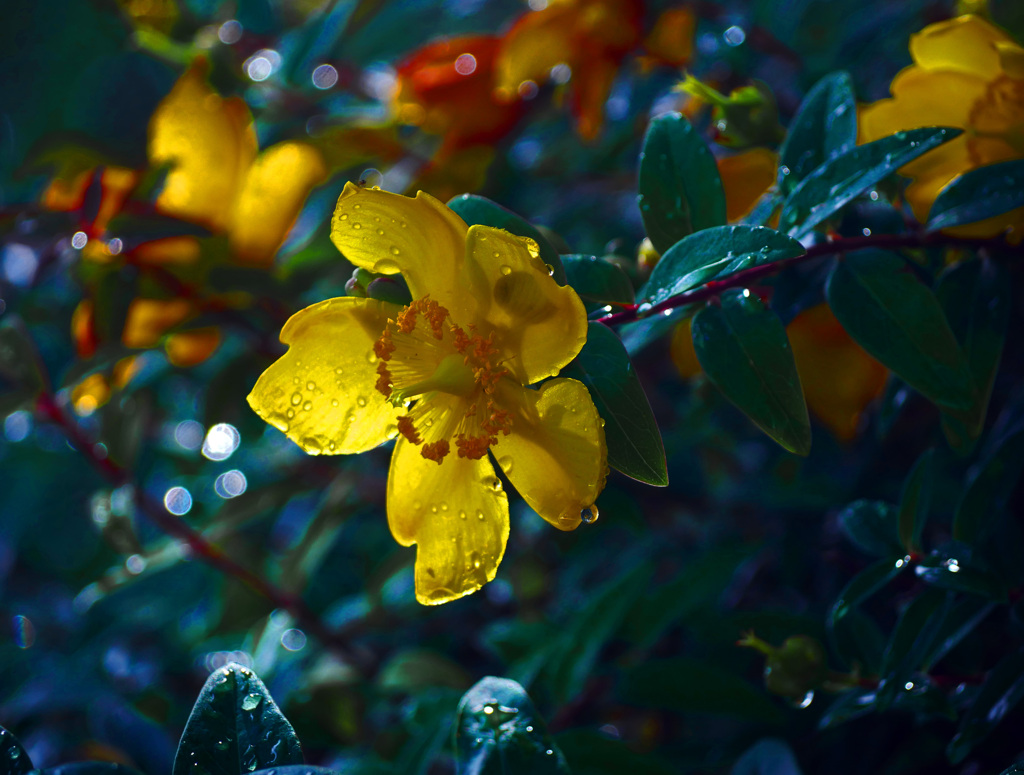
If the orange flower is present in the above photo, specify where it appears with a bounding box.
[860,15,1024,242]
[495,0,643,140]
[393,36,525,157]
[638,6,696,70]
[717,147,778,222]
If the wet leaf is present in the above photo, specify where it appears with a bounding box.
[875,588,952,710]
[691,289,810,455]
[637,112,726,255]
[927,159,1024,230]
[454,677,568,775]
[948,647,1024,763]
[561,254,635,310]
[0,725,32,775]
[172,663,303,775]
[954,426,1024,545]
[897,448,933,555]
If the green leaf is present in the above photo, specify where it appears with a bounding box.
[948,647,1024,764]
[106,213,211,242]
[0,725,32,775]
[922,600,996,670]
[691,289,811,455]
[838,500,902,557]
[828,558,905,671]
[818,690,877,729]
[897,448,933,555]
[777,71,857,194]
[554,731,676,775]
[825,251,978,419]
[779,127,962,238]
[0,318,44,393]
[937,258,1011,454]
[563,323,667,486]
[447,194,566,285]
[875,589,953,711]
[927,159,1024,230]
[172,663,304,775]
[954,427,1024,544]
[621,658,783,723]
[619,305,696,356]
[642,225,805,306]
[35,766,144,775]
[636,112,726,255]
[454,677,569,775]
[733,739,803,775]
[561,255,634,310]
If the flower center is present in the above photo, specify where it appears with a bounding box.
[373,297,513,464]
[967,75,1024,162]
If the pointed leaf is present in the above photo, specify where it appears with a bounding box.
[564,323,667,485]
[837,500,902,557]
[778,71,857,194]
[0,726,32,775]
[642,225,805,306]
[779,127,961,238]
[692,289,811,455]
[948,647,1024,763]
[561,254,635,309]
[447,194,565,284]
[637,112,726,254]
[454,677,569,775]
[35,767,144,775]
[875,589,953,711]
[825,251,978,419]
[954,427,1024,544]
[172,663,303,775]
[897,448,933,555]
[927,159,1024,230]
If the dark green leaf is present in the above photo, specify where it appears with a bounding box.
[0,726,32,775]
[106,213,211,242]
[0,318,44,392]
[778,71,857,194]
[454,677,569,775]
[897,448,933,555]
[447,194,565,284]
[954,427,1024,544]
[825,251,977,419]
[818,690,877,729]
[692,289,811,455]
[914,552,1008,600]
[252,769,337,775]
[561,255,635,309]
[555,731,676,775]
[564,323,667,485]
[642,225,805,306]
[621,658,783,723]
[636,112,726,254]
[34,766,144,775]
[732,738,803,775]
[948,647,1024,763]
[837,500,902,557]
[923,600,996,670]
[172,662,303,775]
[779,127,961,238]
[875,589,952,710]
[830,556,907,630]
[998,764,1024,775]
[619,305,696,356]
[927,159,1024,230]
[937,258,1011,454]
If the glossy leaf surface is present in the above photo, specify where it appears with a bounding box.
[927,159,1024,230]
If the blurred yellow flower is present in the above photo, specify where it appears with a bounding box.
[248,184,607,604]
[717,147,778,222]
[860,14,1024,242]
[495,0,643,140]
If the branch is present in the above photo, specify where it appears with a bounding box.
[597,230,1024,327]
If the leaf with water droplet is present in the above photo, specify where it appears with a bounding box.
[927,158,1024,231]
[454,677,569,775]
[172,663,303,775]
[0,725,32,775]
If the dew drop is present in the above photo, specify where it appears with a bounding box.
[306,381,316,391]
[290,392,302,406]
[390,246,401,255]
[339,214,349,221]
[241,693,262,711]
[476,510,485,520]
[581,504,599,524]
[357,396,368,407]
[500,265,512,276]
[302,401,312,411]
[352,223,362,229]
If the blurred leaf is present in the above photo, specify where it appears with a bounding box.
[825,251,977,420]
[897,448,933,555]
[0,725,32,775]
[555,731,676,775]
[106,213,211,242]
[777,71,857,195]
[0,317,44,392]
[922,600,996,670]
[875,589,952,710]
[378,650,472,693]
[779,127,961,238]
[927,159,1024,230]
[692,289,811,455]
[948,647,1024,764]
[937,258,1011,454]
[619,305,696,356]
[828,557,906,670]
[35,766,145,775]
[172,663,303,775]
[954,426,1024,545]
[447,194,565,284]
[837,500,902,557]
[637,112,726,255]
[563,323,667,486]
[561,255,634,309]
[454,677,569,775]
[732,738,803,775]
[914,548,1008,601]
[818,690,877,729]
[642,225,805,306]
[621,658,783,723]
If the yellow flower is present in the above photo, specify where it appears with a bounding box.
[860,14,1024,242]
[248,184,607,604]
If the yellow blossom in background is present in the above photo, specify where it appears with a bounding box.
[717,147,778,221]
[860,14,1024,242]
[248,183,607,604]
[495,0,643,140]
[638,7,697,71]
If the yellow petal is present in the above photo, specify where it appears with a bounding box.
[495,4,577,93]
[148,61,257,233]
[669,318,702,379]
[72,373,112,417]
[940,205,1024,242]
[122,298,194,348]
[859,69,986,143]
[718,148,778,222]
[329,182,470,302]
[910,14,1012,80]
[387,437,509,604]
[996,41,1024,79]
[247,296,403,455]
[463,226,588,384]
[229,142,328,267]
[492,378,607,531]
